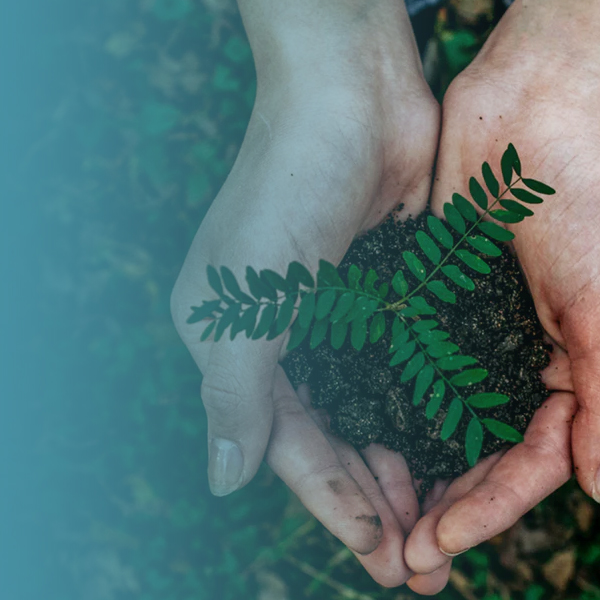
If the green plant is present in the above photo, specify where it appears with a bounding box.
[188,144,555,467]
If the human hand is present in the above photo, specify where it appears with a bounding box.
[404,0,600,591]
[171,0,440,584]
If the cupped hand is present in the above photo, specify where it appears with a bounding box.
[171,0,440,584]
[404,0,600,591]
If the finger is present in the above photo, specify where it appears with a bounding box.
[406,562,453,596]
[202,337,279,496]
[266,368,383,556]
[361,444,420,534]
[405,450,505,574]
[301,388,413,587]
[407,393,574,574]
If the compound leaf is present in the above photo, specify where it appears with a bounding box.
[427,341,460,359]
[466,235,502,257]
[207,265,223,296]
[287,319,309,351]
[427,216,454,249]
[436,355,478,371]
[200,320,216,341]
[401,352,425,383]
[330,291,355,322]
[369,312,386,343]
[298,292,316,329]
[477,221,515,242]
[274,296,295,336]
[441,397,463,441]
[287,261,314,288]
[317,259,345,289]
[351,318,368,352]
[215,304,240,341]
[309,318,329,349]
[482,418,524,443]
[391,269,408,296]
[511,187,544,204]
[449,368,488,387]
[315,290,337,320]
[408,296,437,315]
[418,329,450,344]
[465,418,484,467]
[246,266,276,301]
[364,269,379,294]
[416,230,442,265]
[411,320,438,333]
[500,199,534,216]
[261,268,288,292]
[252,304,277,340]
[390,340,416,367]
[221,266,254,304]
[522,178,555,195]
[454,192,478,221]
[403,251,427,281]
[490,209,525,223]
[188,300,221,324]
[331,319,348,350]
[347,264,362,290]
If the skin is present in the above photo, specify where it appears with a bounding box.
[171,0,441,587]
[404,0,600,592]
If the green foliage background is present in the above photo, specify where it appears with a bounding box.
[29,1,600,599]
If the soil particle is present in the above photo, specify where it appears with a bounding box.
[283,210,550,493]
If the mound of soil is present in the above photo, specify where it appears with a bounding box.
[282,210,550,490]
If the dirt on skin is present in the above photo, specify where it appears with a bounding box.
[282,209,550,491]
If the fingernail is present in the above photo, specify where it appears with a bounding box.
[592,468,600,503]
[209,438,244,496]
[439,546,470,558]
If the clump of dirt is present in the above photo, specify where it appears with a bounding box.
[282,210,550,491]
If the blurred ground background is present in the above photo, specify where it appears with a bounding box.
[11,0,600,598]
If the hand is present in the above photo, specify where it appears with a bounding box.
[170,0,440,584]
[404,0,600,591]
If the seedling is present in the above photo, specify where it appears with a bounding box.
[189,144,555,467]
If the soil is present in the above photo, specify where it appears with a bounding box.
[282,209,551,492]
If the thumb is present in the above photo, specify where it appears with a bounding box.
[201,336,278,496]
[565,306,600,504]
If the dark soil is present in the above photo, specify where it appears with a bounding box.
[283,210,550,491]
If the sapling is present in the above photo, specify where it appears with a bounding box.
[189,144,555,468]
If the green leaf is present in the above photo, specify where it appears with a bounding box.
[287,261,314,288]
[390,340,416,367]
[252,304,277,339]
[481,162,499,198]
[426,380,445,419]
[246,266,276,301]
[441,264,476,291]
[490,209,524,223]
[392,317,404,338]
[467,392,510,408]
[408,296,437,315]
[508,143,521,176]
[389,328,410,353]
[369,312,386,343]
[426,280,456,303]
[261,269,288,292]
[477,221,515,242]
[456,250,491,274]
[449,368,488,387]
[331,319,348,350]
[377,283,389,299]
[454,192,478,221]
[418,329,449,344]
[466,418,484,467]
[347,265,362,290]
[482,418,524,443]
[501,143,520,184]
[345,297,379,322]
[444,202,466,234]
[511,188,544,204]
[317,259,345,289]
[315,290,337,320]
[187,300,221,324]
[330,291,355,322]
[522,178,555,195]
[215,304,240,341]
[391,270,408,297]
[411,320,438,333]
[441,397,464,441]
[221,266,255,304]
[200,319,216,341]
[364,269,379,294]
[207,265,223,296]
[427,216,454,250]
[403,251,427,281]
[466,235,502,257]
[274,296,295,336]
[436,355,478,371]
[500,199,534,216]
[413,365,434,405]
[416,231,442,265]
[309,318,329,349]
[427,341,460,358]
[287,319,309,351]
[236,304,259,338]
[401,352,425,383]
[298,292,316,329]
[351,318,368,352]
